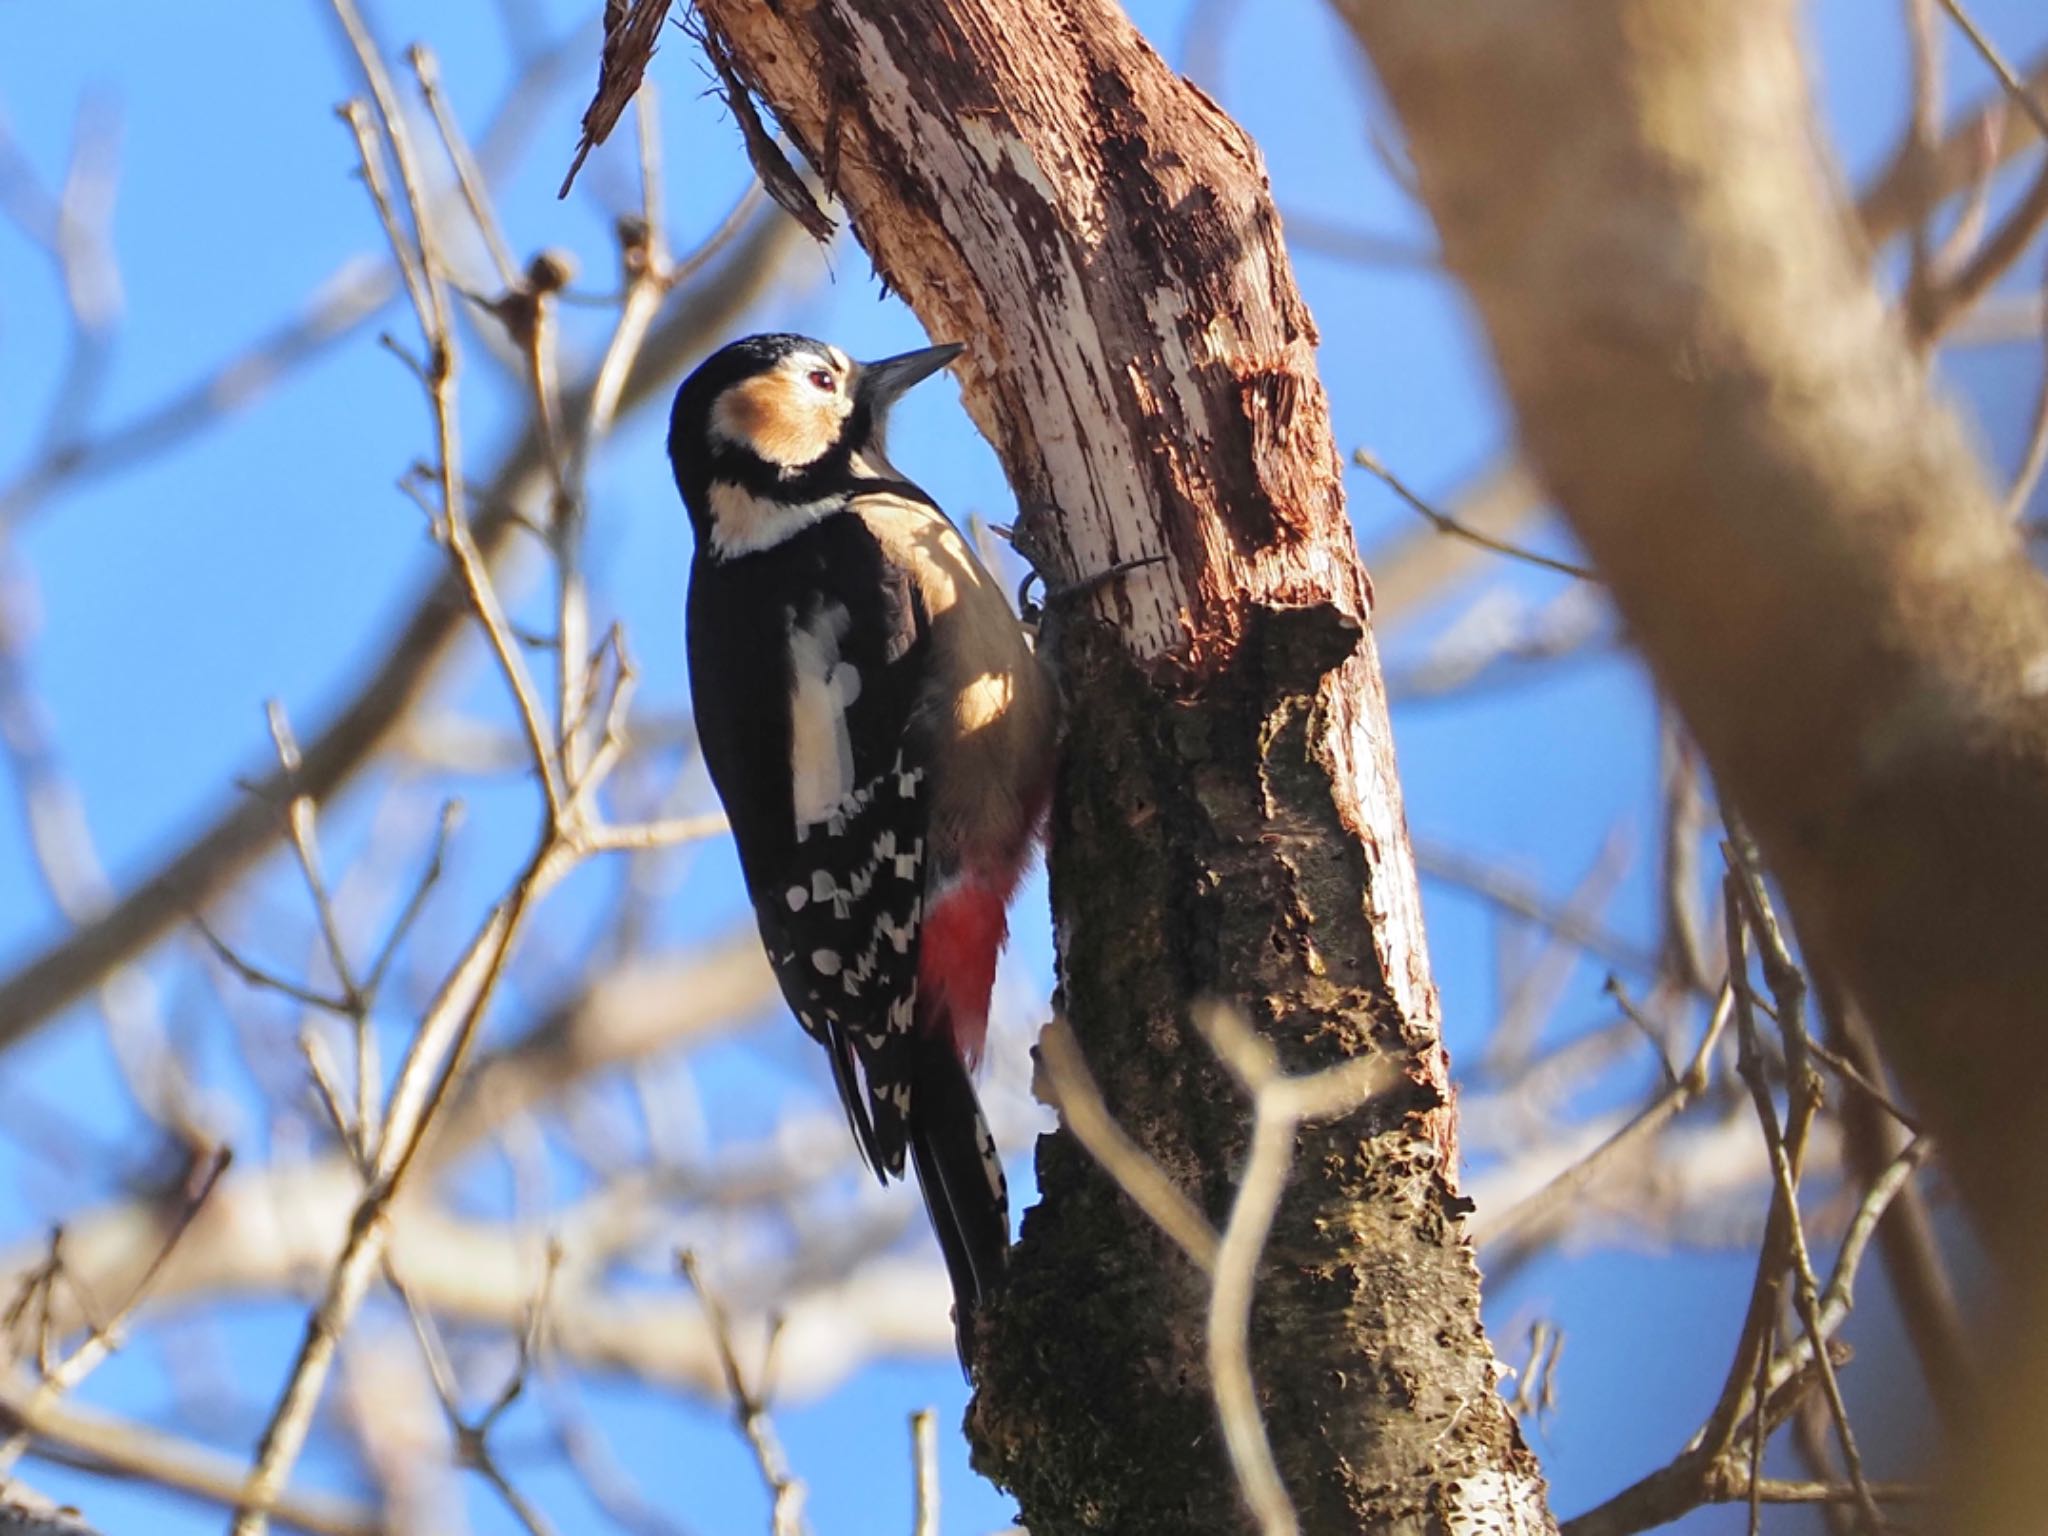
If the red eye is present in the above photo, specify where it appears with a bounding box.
[807,368,836,392]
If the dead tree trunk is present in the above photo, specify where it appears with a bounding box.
[691,2,1552,1530]
[1334,2,2048,1528]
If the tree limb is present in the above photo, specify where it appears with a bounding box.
[1334,1,2048,1527]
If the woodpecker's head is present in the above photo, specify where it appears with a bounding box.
[669,332,964,559]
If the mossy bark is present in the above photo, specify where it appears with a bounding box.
[971,608,1545,1533]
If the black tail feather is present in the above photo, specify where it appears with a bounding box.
[825,1022,888,1184]
[906,1039,1009,1366]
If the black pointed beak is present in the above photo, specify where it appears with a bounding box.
[854,342,965,414]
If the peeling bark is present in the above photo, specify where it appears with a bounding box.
[689,2,1551,1530]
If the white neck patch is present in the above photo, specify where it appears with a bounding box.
[706,480,845,559]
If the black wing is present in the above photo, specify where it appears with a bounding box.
[686,505,935,1178]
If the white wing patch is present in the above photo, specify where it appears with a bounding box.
[788,602,864,831]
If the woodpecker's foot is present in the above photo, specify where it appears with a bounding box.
[1018,552,1168,625]
[993,500,1068,591]
[989,499,1068,623]
[991,501,1166,626]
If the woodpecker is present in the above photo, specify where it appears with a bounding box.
[669,332,1055,1350]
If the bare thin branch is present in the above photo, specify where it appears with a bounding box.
[1936,0,2048,140]
[1036,1019,1219,1271]
[0,1376,380,1536]
[1353,448,1596,582]
[910,1410,937,1536]
[678,1253,809,1536]
[409,45,520,290]
[1477,987,1731,1251]
[0,205,800,1045]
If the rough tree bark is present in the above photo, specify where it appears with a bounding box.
[1334,2,2048,1527]
[690,1,1552,1531]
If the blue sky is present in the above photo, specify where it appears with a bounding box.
[1,1,2043,1531]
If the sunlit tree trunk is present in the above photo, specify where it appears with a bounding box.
[691,1,1554,1529]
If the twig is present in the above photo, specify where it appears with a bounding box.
[346,90,565,818]
[1924,117,2000,291]
[1044,1005,1397,1536]
[1723,833,1818,1149]
[1558,869,1920,1536]
[1273,211,1437,270]
[1912,156,2048,338]
[1206,1093,1302,1536]
[543,1380,697,1536]
[909,1410,937,1536]
[1903,0,1945,333]
[1656,715,1717,995]
[1414,839,1663,979]
[1800,1037,1920,1133]
[667,177,767,293]
[677,1253,809,1536]
[363,799,461,1002]
[191,919,350,1017]
[1729,974,1880,1532]
[576,815,729,854]
[229,5,597,1523]
[1813,971,1973,1429]
[0,553,212,1147]
[298,1028,362,1164]
[1790,1391,1856,1536]
[1953,288,2048,344]
[1384,586,1609,702]
[1810,1138,1938,1345]
[1193,1005,1393,1536]
[0,1485,99,1536]
[0,96,125,465]
[1035,1018,1219,1270]
[389,1241,563,1536]
[0,205,800,1044]
[1735,1478,1925,1507]
[0,1375,380,1536]
[1484,828,1634,1078]
[231,846,566,1535]
[1607,977,1680,1088]
[1478,986,1731,1252]
[0,1147,232,1479]
[351,94,561,817]
[553,87,676,790]
[1353,448,1597,582]
[1506,1321,1564,1422]
[264,703,366,1018]
[1935,0,2048,141]
[0,33,582,531]
[409,45,520,290]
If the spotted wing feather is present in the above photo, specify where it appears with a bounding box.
[687,507,936,1179]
